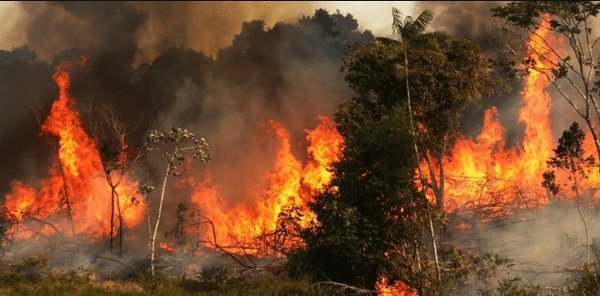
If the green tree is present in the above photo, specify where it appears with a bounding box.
[542,122,596,265]
[289,9,495,294]
[288,105,434,292]
[492,1,600,174]
[138,127,210,276]
[344,14,493,216]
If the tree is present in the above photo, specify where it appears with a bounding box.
[344,14,494,216]
[288,105,435,292]
[138,127,210,276]
[82,102,141,256]
[288,9,495,294]
[492,1,600,174]
[542,122,596,265]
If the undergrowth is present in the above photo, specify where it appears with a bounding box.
[0,255,340,296]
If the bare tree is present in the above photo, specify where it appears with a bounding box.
[138,127,210,276]
[82,101,142,256]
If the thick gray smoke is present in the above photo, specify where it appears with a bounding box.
[0,2,373,260]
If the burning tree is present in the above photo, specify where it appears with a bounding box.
[138,127,210,276]
[82,101,142,257]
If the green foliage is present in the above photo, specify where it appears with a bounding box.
[288,105,434,290]
[140,127,211,177]
[567,257,600,296]
[289,8,497,292]
[342,28,493,159]
[436,247,517,292]
[478,277,541,296]
[392,8,434,44]
[0,256,338,296]
[542,122,596,195]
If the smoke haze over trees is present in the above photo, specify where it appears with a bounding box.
[0,3,373,199]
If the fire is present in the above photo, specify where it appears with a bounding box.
[303,115,344,191]
[376,276,417,296]
[3,57,145,241]
[435,16,581,215]
[188,116,342,253]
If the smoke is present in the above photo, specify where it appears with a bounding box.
[448,200,600,293]
[0,2,373,263]
[131,2,314,65]
[146,10,373,209]
[0,2,314,64]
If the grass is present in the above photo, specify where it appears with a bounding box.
[0,255,340,296]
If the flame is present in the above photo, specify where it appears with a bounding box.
[431,16,583,215]
[189,116,342,253]
[3,57,145,240]
[159,241,177,252]
[376,276,418,296]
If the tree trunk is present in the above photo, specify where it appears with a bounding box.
[404,45,441,288]
[116,191,123,257]
[572,167,590,266]
[58,160,75,235]
[110,186,115,254]
[151,168,170,276]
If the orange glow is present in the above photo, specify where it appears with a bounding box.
[188,116,342,254]
[376,276,418,296]
[3,56,145,240]
[428,16,584,216]
[159,241,177,252]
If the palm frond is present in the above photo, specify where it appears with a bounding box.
[391,7,405,37]
[391,8,435,43]
[411,10,434,34]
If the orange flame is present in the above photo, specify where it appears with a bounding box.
[376,276,418,296]
[188,116,342,253]
[4,56,145,240]
[433,16,581,215]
